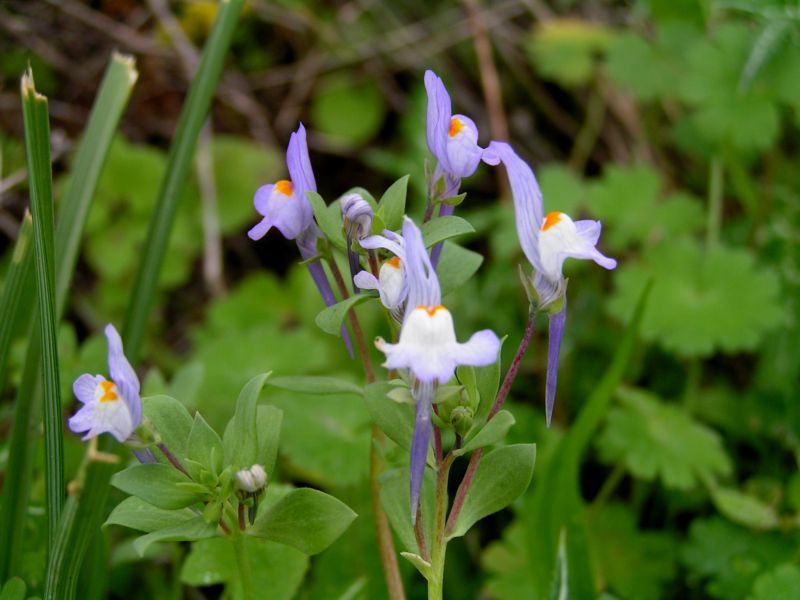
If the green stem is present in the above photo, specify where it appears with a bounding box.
[591,463,625,511]
[231,529,254,600]
[706,156,724,249]
[428,454,454,600]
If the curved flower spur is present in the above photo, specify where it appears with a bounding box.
[483,141,616,426]
[248,123,353,356]
[354,229,408,321]
[375,218,500,521]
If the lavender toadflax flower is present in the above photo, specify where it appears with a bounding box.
[354,229,407,319]
[375,218,500,520]
[248,123,352,356]
[69,324,142,442]
[483,141,616,426]
[341,192,374,293]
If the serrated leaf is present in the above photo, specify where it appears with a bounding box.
[682,517,796,600]
[597,387,731,489]
[111,464,207,510]
[377,175,408,231]
[249,488,357,555]
[133,516,216,557]
[104,497,196,533]
[223,373,270,470]
[454,410,515,457]
[314,294,370,337]
[420,216,475,248]
[267,375,362,396]
[181,537,308,599]
[142,394,193,461]
[608,239,785,357]
[449,444,536,539]
[587,504,677,600]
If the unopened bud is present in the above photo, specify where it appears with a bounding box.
[235,464,267,493]
[450,406,473,437]
[341,193,373,239]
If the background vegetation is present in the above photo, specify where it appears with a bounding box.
[0,0,798,598]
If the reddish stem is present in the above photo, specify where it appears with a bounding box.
[157,443,189,477]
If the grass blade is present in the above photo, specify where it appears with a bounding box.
[0,211,32,393]
[122,0,245,362]
[0,55,138,581]
[21,69,63,550]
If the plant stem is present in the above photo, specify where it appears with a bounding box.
[428,454,454,600]
[231,529,254,600]
[327,255,375,383]
[238,502,246,531]
[157,443,190,477]
[706,156,724,249]
[445,307,536,535]
[327,255,405,600]
[591,463,625,511]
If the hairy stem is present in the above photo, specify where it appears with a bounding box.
[446,307,536,534]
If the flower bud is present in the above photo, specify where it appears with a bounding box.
[341,192,373,239]
[235,464,267,494]
[450,406,473,437]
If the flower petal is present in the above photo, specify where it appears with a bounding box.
[444,114,483,178]
[105,324,142,429]
[424,70,452,172]
[410,382,433,523]
[546,301,567,427]
[73,373,103,404]
[247,217,272,241]
[448,329,501,368]
[353,270,379,290]
[402,217,440,312]
[253,184,275,217]
[286,123,317,201]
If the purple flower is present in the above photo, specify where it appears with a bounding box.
[483,141,616,425]
[248,124,315,241]
[69,324,141,443]
[248,124,353,357]
[355,229,407,318]
[425,70,485,187]
[375,218,500,520]
[341,192,374,293]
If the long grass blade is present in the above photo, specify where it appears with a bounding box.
[0,55,138,581]
[21,68,63,550]
[122,0,245,362]
[0,211,32,393]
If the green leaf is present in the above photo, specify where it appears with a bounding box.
[132,516,217,557]
[315,294,370,336]
[142,395,193,460]
[436,242,483,298]
[449,444,537,539]
[608,239,784,357]
[111,464,207,510]
[454,410,516,457]
[181,537,308,599]
[307,191,347,252]
[310,72,386,149]
[400,552,432,581]
[420,216,475,248]
[474,340,504,422]
[0,213,32,393]
[682,517,796,600]
[0,577,26,600]
[379,468,435,554]
[249,488,357,555]
[21,69,63,549]
[104,497,196,533]
[364,382,415,452]
[748,563,800,600]
[587,504,677,600]
[711,488,779,530]
[223,373,270,470]
[122,0,245,361]
[377,175,408,231]
[539,163,586,215]
[187,413,224,477]
[527,19,615,86]
[267,375,362,396]
[597,387,731,489]
[256,405,283,475]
